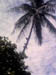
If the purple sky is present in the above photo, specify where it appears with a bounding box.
[0,0,56,75]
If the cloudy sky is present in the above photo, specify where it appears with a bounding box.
[0,0,56,75]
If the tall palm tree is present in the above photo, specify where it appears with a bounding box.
[11,0,56,53]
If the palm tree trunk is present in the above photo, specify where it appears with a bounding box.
[23,22,34,53]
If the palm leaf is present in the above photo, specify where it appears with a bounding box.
[29,0,37,8]
[44,5,55,13]
[45,0,56,6]
[39,14,45,26]
[43,15,56,34]
[43,0,56,13]
[10,4,32,12]
[12,12,32,34]
[14,12,32,29]
[17,18,31,40]
[19,4,32,11]
[44,12,56,20]
[34,15,42,45]
[48,0,56,3]
[28,0,43,8]
[9,6,21,12]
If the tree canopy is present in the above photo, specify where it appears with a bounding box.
[0,36,31,75]
[11,0,56,52]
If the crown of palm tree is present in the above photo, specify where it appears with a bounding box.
[11,0,56,52]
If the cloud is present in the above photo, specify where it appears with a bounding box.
[0,0,56,75]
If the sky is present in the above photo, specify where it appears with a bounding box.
[0,0,56,75]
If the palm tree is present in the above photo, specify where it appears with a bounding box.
[11,0,56,53]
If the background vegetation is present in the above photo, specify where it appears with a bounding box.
[0,36,31,75]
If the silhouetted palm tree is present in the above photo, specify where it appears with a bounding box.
[11,0,56,53]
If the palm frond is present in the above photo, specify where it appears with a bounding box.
[28,0,36,7]
[9,4,32,12]
[43,15,56,34]
[44,12,56,20]
[43,5,55,13]
[9,6,20,12]
[12,12,32,34]
[48,0,56,3]
[44,0,56,13]
[19,4,32,12]
[14,12,32,29]
[34,15,42,45]
[45,0,56,6]
[17,18,31,40]
[28,0,43,8]
[39,14,45,26]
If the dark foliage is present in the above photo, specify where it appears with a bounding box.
[11,0,56,52]
[0,36,31,75]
